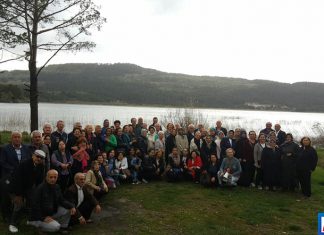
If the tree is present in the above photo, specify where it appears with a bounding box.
[0,0,106,131]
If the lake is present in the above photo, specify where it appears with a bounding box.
[0,103,323,139]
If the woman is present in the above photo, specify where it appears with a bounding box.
[71,137,90,176]
[254,133,266,189]
[186,150,203,183]
[215,131,225,162]
[66,127,82,155]
[166,147,184,182]
[236,130,256,187]
[43,134,53,156]
[104,127,117,153]
[116,128,129,153]
[84,125,96,161]
[147,126,157,151]
[261,139,281,190]
[154,149,165,179]
[200,153,219,187]
[97,154,116,189]
[51,140,73,192]
[280,133,299,191]
[296,137,318,198]
[140,149,156,183]
[113,151,131,184]
[155,131,165,153]
[200,135,216,167]
[85,160,108,200]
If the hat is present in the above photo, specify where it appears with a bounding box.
[34,150,46,159]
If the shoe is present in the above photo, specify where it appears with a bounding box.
[9,225,18,233]
[142,179,148,184]
[265,186,269,191]
[86,219,93,224]
[132,182,136,185]
[250,183,256,187]
[136,181,141,184]
[122,174,127,179]
[257,186,263,190]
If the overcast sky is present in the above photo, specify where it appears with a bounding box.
[1,0,324,83]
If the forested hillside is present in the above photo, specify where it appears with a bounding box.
[0,63,323,112]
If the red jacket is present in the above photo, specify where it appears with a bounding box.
[187,156,203,178]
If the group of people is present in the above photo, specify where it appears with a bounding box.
[0,117,319,234]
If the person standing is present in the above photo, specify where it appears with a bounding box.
[0,131,30,178]
[5,150,46,233]
[280,134,299,191]
[51,120,68,152]
[296,137,318,198]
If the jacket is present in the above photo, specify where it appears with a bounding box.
[30,182,74,221]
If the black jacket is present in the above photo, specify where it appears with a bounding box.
[296,147,318,172]
[31,182,74,221]
[9,158,45,196]
[64,184,98,219]
[0,144,30,177]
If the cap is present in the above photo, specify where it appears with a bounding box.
[34,150,46,159]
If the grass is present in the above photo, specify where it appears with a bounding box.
[0,136,323,234]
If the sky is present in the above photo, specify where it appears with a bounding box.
[1,0,324,84]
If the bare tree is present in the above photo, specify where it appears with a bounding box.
[0,0,106,131]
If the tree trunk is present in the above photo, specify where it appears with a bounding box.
[29,0,39,132]
[29,65,38,132]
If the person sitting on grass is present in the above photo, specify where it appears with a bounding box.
[166,147,184,182]
[129,148,142,184]
[113,151,131,184]
[28,169,75,234]
[140,149,156,183]
[85,161,108,200]
[97,154,116,189]
[65,173,101,226]
[153,149,165,179]
[217,148,242,186]
[186,150,203,183]
[201,153,219,187]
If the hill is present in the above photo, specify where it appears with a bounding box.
[0,63,323,112]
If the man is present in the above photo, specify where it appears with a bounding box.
[136,129,148,156]
[259,122,274,138]
[93,125,103,154]
[217,148,242,186]
[5,150,46,233]
[175,127,189,155]
[29,130,50,171]
[189,131,203,154]
[28,170,76,233]
[42,123,53,137]
[51,120,68,152]
[135,117,144,137]
[154,123,162,133]
[0,131,30,178]
[215,120,227,136]
[220,130,235,163]
[274,123,286,146]
[65,173,101,226]
[187,124,195,143]
[149,117,158,129]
